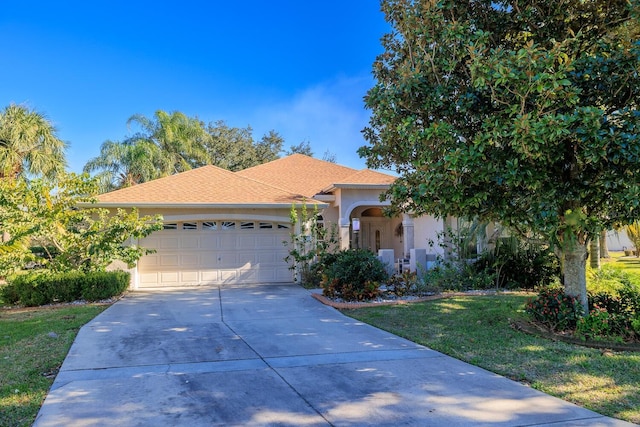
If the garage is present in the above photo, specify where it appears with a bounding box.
[137,220,293,287]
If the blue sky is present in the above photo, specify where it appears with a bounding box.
[1,1,390,173]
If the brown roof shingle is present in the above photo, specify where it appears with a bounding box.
[237,153,391,197]
[96,164,310,205]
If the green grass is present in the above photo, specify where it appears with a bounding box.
[604,251,640,275]
[343,294,640,424]
[0,304,108,427]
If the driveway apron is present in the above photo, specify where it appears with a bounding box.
[34,284,634,426]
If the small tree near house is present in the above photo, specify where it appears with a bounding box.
[284,202,339,285]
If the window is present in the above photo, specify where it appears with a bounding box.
[277,223,290,229]
[221,221,236,230]
[163,223,178,230]
[240,222,255,229]
[202,221,217,230]
[259,222,273,229]
[182,222,198,230]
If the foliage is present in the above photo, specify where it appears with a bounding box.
[284,202,339,284]
[286,140,313,156]
[474,239,560,290]
[421,223,495,291]
[0,174,162,276]
[360,0,640,312]
[587,264,640,295]
[321,249,388,301]
[386,270,418,297]
[0,103,67,181]
[625,221,640,257]
[421,261,496,292]
[526,286,584,332]
[84,110,286,191]
[1,271,130,306]
[585,266,640,340]
[576,307,615,340]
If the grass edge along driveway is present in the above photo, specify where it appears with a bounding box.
[342,293,640,425]
[0,304,108,427]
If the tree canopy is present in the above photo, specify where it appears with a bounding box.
[0,104,67,180]
[0,174,162,275]
[85,110,297,191]
[360,0,640,310]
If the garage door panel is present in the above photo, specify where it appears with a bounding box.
[219,235,236,248]
[139,272,160,285]
[180,271,199,284]
[180,236,200,249]
[160,238,180,249]
[159,272,179,285]
[137,221,292,287]
[200,237,219,250]
[180,254,199,267]
[219,270,237,282]
[237,235,256,249]
[201,271,218,283]
[160,254,180,267]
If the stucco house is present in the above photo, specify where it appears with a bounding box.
[94,154,445,288]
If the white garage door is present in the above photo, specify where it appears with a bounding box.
[137,220,293,287]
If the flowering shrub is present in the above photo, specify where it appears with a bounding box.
[525,287,584,332]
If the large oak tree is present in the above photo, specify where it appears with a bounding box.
[360,0,640,311]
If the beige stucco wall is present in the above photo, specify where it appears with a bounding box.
[413,215,445,256]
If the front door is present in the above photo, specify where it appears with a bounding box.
[360,218,391,254]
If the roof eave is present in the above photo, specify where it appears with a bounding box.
[80,201,328,209]
[321,183,392,193]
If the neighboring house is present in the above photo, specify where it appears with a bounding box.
[94,154,445,288]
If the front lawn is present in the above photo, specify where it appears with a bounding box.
[343,294,640,424]
[0,304,108,427]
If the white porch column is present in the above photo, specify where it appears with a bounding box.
[402,214,414,258]
[339,219,351,251]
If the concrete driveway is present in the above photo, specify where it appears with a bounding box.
[34,284,633,426]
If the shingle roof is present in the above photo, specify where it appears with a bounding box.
[94,154,397,206]
[96,164,310,206]
[338,169,397,186]
[237,153,394,197]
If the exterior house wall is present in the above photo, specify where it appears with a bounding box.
[413,215,445,256]
[605,229,633,252]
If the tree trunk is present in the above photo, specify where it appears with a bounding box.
[589,238,600,270]
[599,230,610,259]
[563,243,589,314]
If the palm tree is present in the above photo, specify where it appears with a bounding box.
[127,110,209,176]
[0,104,67,180]
[83,138,167,192]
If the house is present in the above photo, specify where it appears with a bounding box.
[94,154,445,288]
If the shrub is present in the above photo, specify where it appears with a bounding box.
[387,271,418,297]
[1,271,130,307]
[576,307,615,340]
[525,286,584,332]
[583,266,640,340]
[474,241,560,290]
[321,249,388,301]
[421,260,496,292]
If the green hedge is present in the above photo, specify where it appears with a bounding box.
[1,271,130,307]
